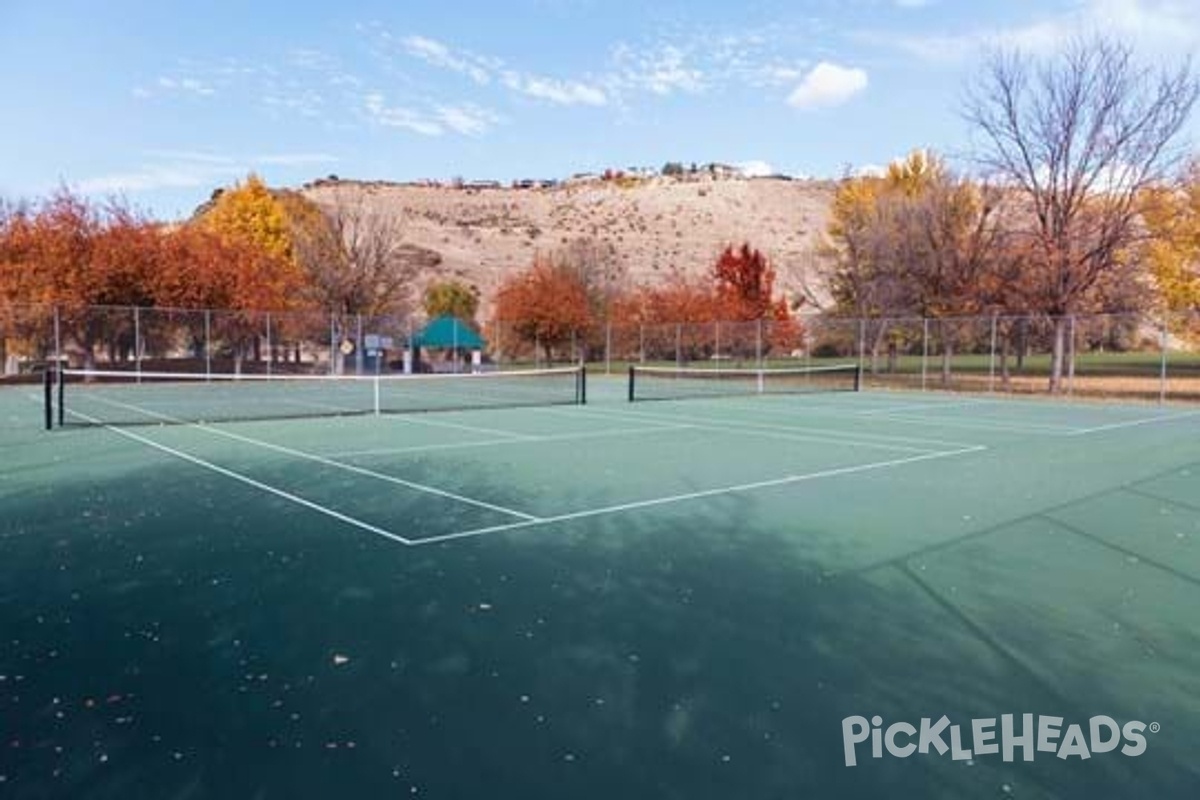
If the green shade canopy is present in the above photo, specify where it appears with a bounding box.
[414,315,485,349]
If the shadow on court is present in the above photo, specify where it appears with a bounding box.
[2,433,1199,799]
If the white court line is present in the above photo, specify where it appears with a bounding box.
[645,397,985,450]
[855,399,989,416]
[866,414,1081,435]
[64,407,412,545]
[548,406,945,455]
[76,394,540,522]
[324,424,696,459]
[1065,409,1200,436]
[409,444,989,546]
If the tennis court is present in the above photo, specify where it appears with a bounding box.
[2,367,1198,798]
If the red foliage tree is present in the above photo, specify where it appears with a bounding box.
[713,243,776,321]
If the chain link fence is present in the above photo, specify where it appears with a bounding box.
[3,303,1198,402]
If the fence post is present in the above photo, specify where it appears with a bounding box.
[133,306,142,382]
[329,313,337,375]
[355,314,363,375]
[857,318,866,376]
[205,310,212,379]
[1070,314,1077,395]
[1159,319,1169,404]
[921,317,929,392]
[605,321,612,375]
[675,323,682,367]
[639,323,645,364]
[756,318,763,370]
[989,313,997,394]
[494,319,501,370]
[715,321,721,372]
[265,312,273,377]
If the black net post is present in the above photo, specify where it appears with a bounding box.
[578,366,587,405]
[57,362,65,426]
[627,365,635,402]
[854,365,863,392]
[43,368,52,430]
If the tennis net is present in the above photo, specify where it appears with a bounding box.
[49,366,586,427]
[628,364,860,402]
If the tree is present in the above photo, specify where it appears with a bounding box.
[712,243,777,321]
[963,36,1199,391]
[424,280,480,322]
[197,175,308,313]
[494,254,592,362]
[1141,163,1200,315]
[304,188,435,318]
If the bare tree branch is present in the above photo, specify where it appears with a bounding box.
[962,35,1198,391]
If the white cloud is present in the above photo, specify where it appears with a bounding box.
[787,62,868,110]
[401,35,495,85]
[363,93,443,136]
[501,72,608,106]
[435,104,504,136]
[155,76,216,96]
[872,0,1200,63]
[736,160,775,177]
[74,151,342,195]
[254,153,340,167]
[610,43,706,96]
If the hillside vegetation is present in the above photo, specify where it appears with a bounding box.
[299,175,835,305]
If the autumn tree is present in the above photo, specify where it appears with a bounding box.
[711,243,801,357]
[303,188,435,319]
[494,254,592,362]
[963,36,1199,391]
[1141,163,1200,317]
[423,280,480,323]
[197,175,308,312]
[820,152,1006,377]
[0,191,167,368]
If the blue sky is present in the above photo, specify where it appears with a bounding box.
[2,0,1198,219]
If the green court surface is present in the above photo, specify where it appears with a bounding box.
[1,377,1198,798]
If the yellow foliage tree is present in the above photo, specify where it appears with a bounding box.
[1141,167,1200,315]
[197,174,307,310]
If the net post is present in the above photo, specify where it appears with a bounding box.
[854,364,863,393]
[578,365,587,405]
[53,305,62,365]
[43,368,52,431]
[627,365,635,402]
[57,361,65,426]
[373,373,381,416]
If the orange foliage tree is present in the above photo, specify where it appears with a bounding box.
[494,254,593,362]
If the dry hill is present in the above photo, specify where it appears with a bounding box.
[298,175,835,309]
